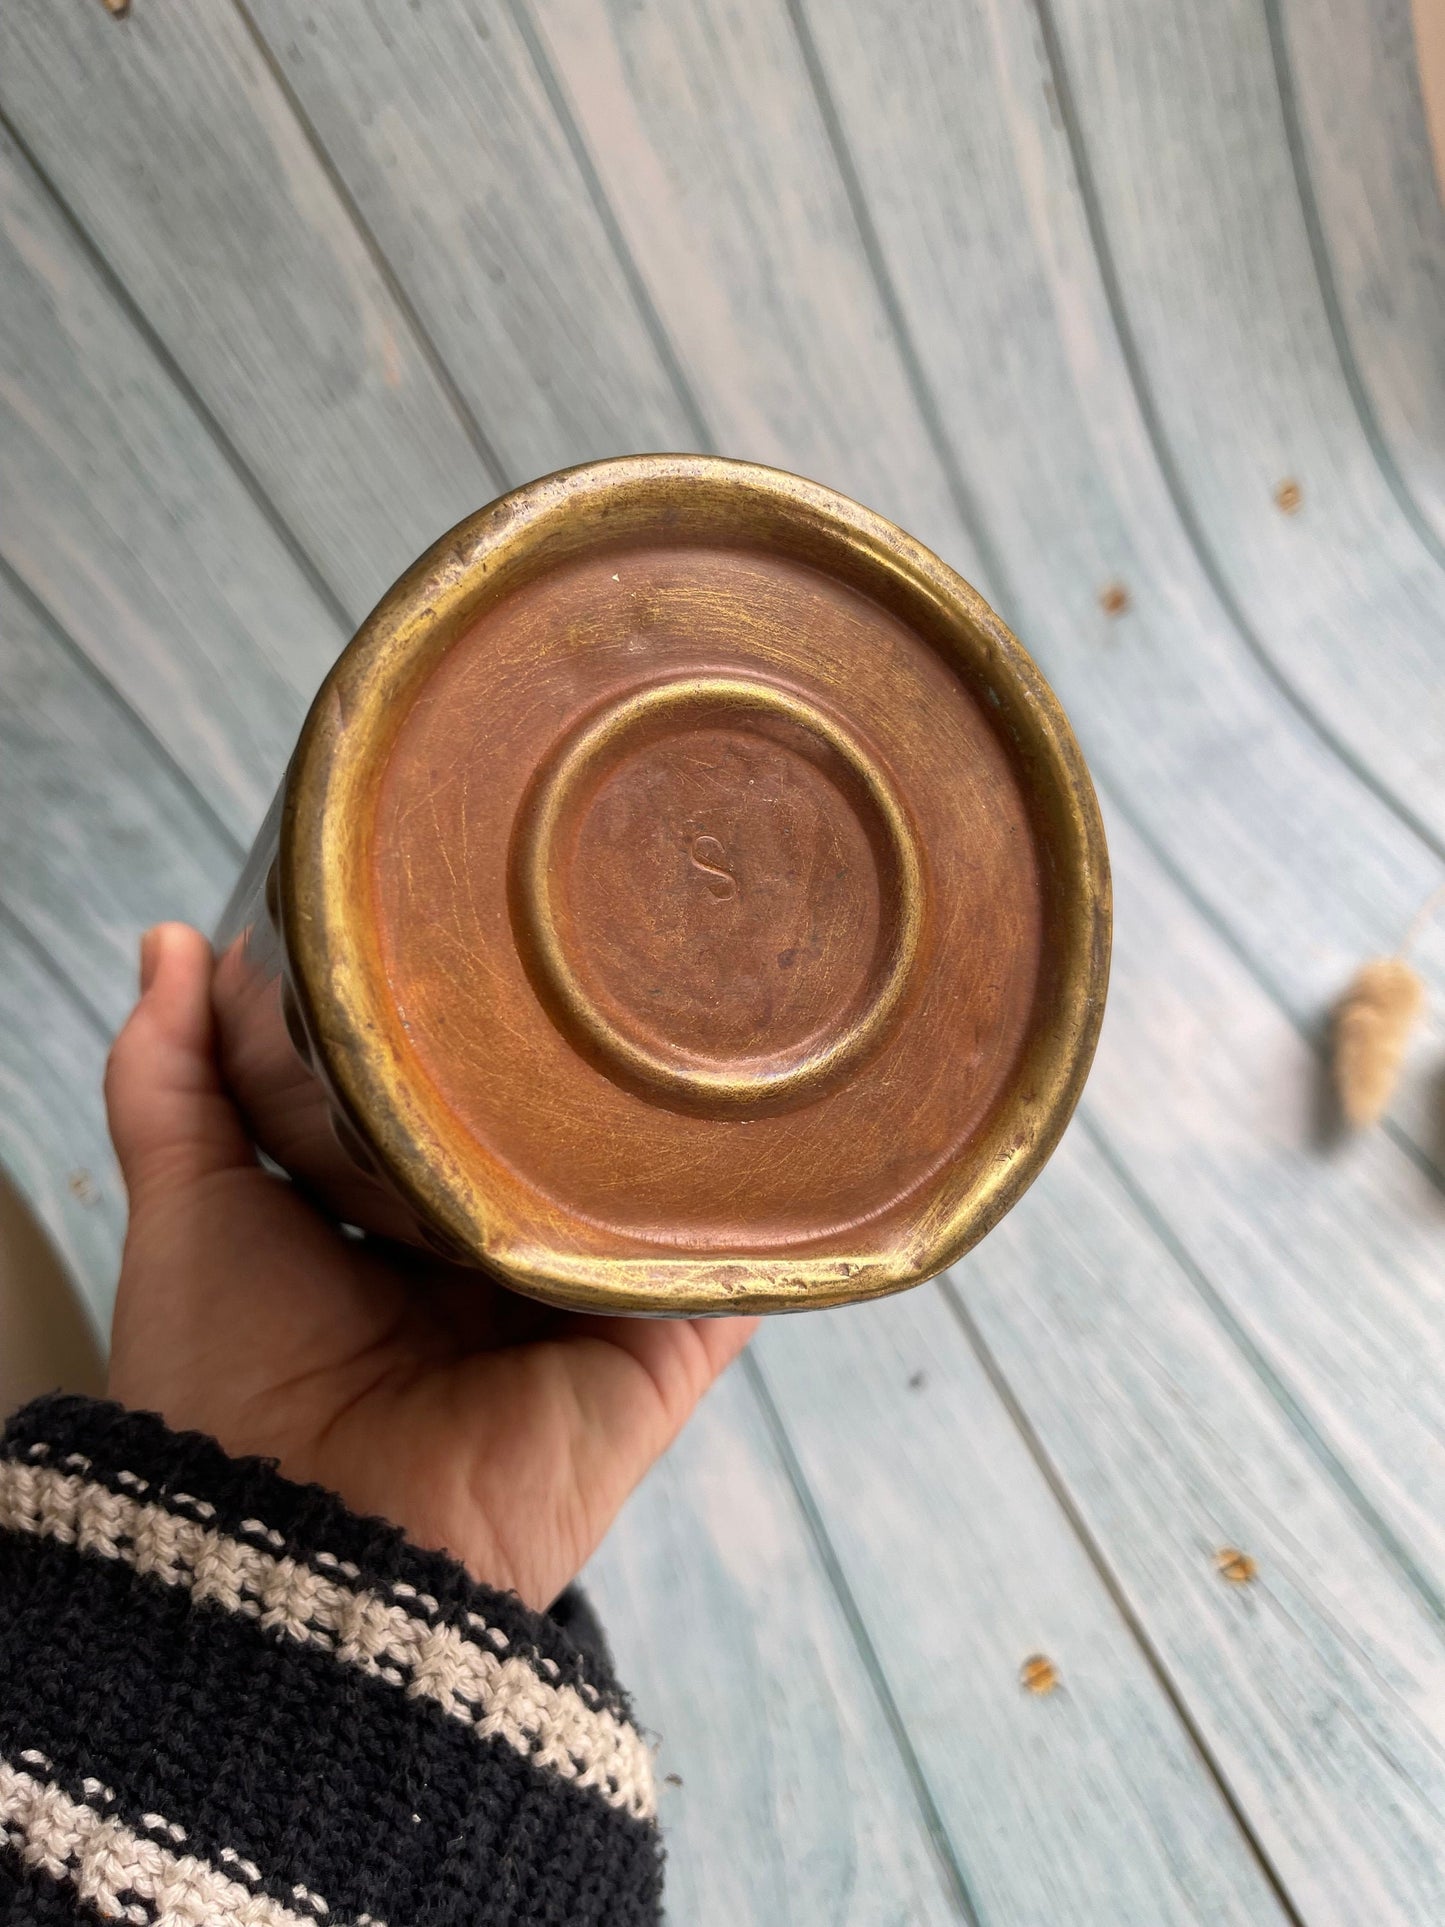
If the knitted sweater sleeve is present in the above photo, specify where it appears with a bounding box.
[0,1395,662,1927]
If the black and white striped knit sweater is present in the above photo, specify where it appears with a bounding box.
[0,1396,663,1925]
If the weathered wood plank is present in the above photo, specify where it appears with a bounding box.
[0,33,1009,1911]
[526,0,987,579]
[1039,0,1445,844]
[0,56,973,1902]
[586,1368,962,1925]
[792,0,1445,1169]
[0,916,123,1336]
[0,571,235,1032]
[959,1125,1445,1925]
[747,790,1445,1919]
[0,569,977,1921]
[547,0,1445,1811]
[1086,805,1445,1590]
[753,1299,1292,1926]
[241,0,699,483]
[260,26,1325,1896]
[3,7,1439,1913]
[0,127,343,835]
[1272,0,1445,550]
[0,0,497,620]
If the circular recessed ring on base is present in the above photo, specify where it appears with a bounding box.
[510,675,925,1116]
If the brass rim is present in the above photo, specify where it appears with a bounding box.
[280,455,1111,1314]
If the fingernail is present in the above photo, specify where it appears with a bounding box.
[139,927,161,994]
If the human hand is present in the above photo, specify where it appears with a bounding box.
[104,923,756,1609]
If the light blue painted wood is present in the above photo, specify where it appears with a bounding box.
[791,0,1445,1170]
[0,542,980,1912]
[241,0,700,483]
[0,128,344,835]
[1086,804,1445,1591]
[1270,0,1445,551]
[1,0,1442,1914]
[0,30,1014,1912]
[759,755,1445,1923]
[1040,0,1445,846]
[0,0,498,622]
[960,1125,1445,1923]
[585,1368,963,1925]
[753,1300,1292,1927]
[526,0,988,581]
[0,916,123,1337]
[0,570,234,1031]
[0,158,976,1924]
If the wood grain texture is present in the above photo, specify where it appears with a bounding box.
[1087,805,1445,1593]
[1040,0,1445,846]
[0,573,234,1032]
[1,0,1442,1913]
[526,0,987,580]
[241,0,699,482]
[0,128,343,835]
[0,916,123,1337]
[959,1124,1445,1926]
[1272,0,1445,548]
[754,1299,1292,1926]
[0,0,497,621]
[585,1367,962,1926]
[793,0,1445,1170]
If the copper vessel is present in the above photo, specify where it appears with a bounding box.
[213,456,1110,1314]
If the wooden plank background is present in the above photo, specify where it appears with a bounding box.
[1,0,1442,1917]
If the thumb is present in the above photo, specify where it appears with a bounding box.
[105,923,253,1203]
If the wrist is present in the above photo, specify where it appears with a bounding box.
[0,1394,662,1925]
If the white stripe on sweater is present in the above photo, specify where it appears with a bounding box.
[0,1458,655,1821]
[0,1755,371,1926]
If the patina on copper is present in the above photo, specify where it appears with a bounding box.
[214,455,1110,1314]
[510,674,925,1115]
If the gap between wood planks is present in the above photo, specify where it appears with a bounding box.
[741,1350,986,1927]
[228,0,510,495]
[775,0,1445,1187]
[6,17,1443,1903]
[1259,0,1445,579]
[939,1273,1310,1927]
[0,553,242,866]
[0,106,355,643]
[1015,0,1445,870]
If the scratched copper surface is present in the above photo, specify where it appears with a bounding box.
[217,457,1110,1313]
